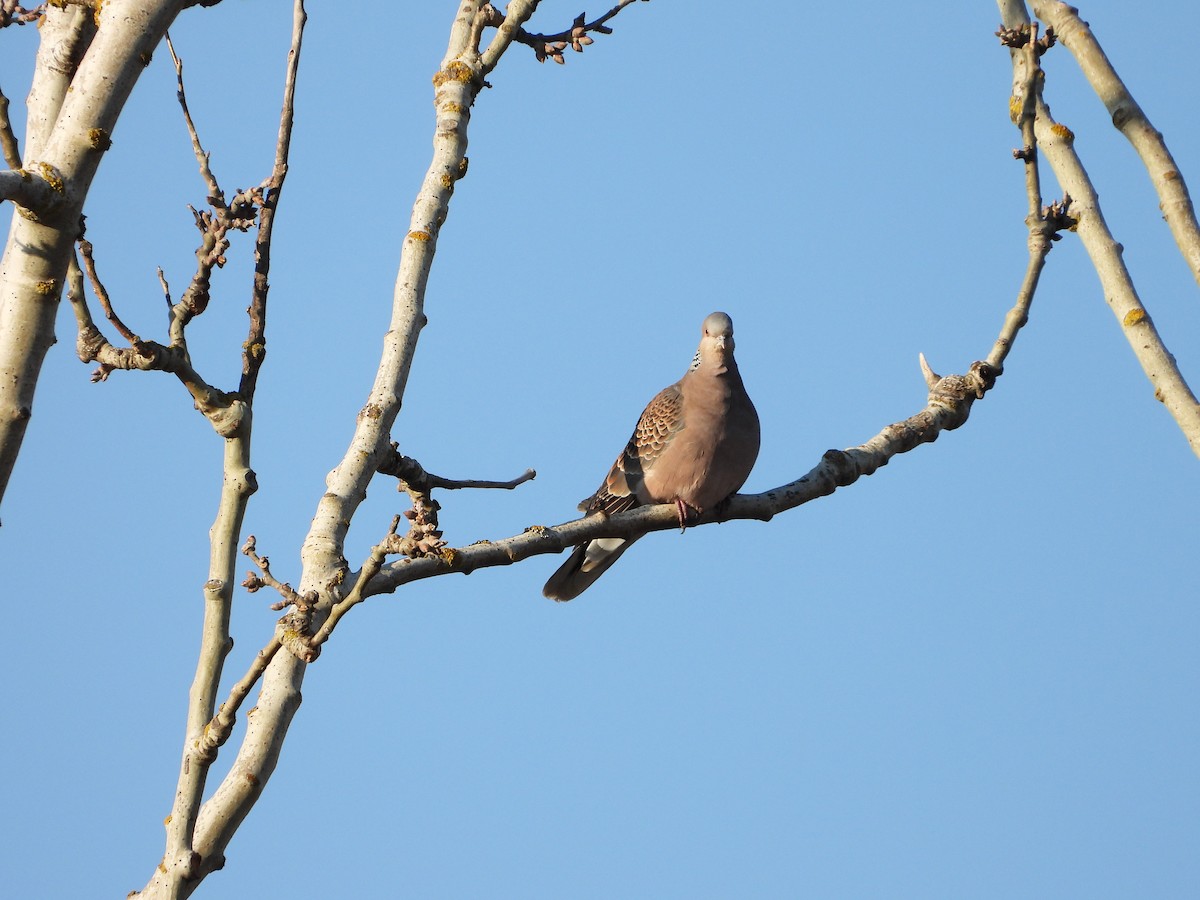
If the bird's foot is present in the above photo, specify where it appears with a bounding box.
[675,498,699,532]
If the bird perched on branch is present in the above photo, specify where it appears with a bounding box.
[543,311,760,601]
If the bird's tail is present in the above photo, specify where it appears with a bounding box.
[542,537,635,601]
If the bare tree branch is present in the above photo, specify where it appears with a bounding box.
[990,20,1074,372]
[0,162,65,212]
[306,516,405,654]
[137,5,306,897]
[378,448,536,492]
[165,32,223,205]
[480,0,541,71]
[154,4,642,886]
[0,3,33,28]
[77,238,139,343]
[0,0,187,512]
[0,2,62,30]
[68,236,247,435]
[240,0,304,399]
[506,0,644,66]
[193,634,282,767]
[357,358,1004,599]
[0,85,21,167]
[241,535,307,609]
[23,3,95,161]
[997,0,1200,457]
[1030,0,1200,291]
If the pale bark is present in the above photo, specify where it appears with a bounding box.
[136,3,547,896]
[136,3,305,896]
[1030,0,1200,290]
[0,0,189,513]
[998,0,1200,457]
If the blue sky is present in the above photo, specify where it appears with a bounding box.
[2,1,1198,897]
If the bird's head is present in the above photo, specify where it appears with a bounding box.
[694,311,736,369]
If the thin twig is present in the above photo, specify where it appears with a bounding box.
[429,468,536,490]
[165,32,223,206]
[306,515,403,652]
[240,0,306,398]
[499,0,643,66]
[240,534,306,610]
[155,267,173,309]
[0,3,48,28]
[77,239,140,344]
[165,33,261,339]
[377,448,535,491]
[192,636,283,765]
[68,234,244,424]
[64,250,123,382]
[0,85,21,167]
[989,21,1070,372]
[523,0,640,42]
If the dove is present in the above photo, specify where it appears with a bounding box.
[543,311,760,601]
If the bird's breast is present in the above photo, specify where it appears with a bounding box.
[641,383,759,511]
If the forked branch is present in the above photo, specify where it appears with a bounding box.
[997,0,1200,456]
[1030,0,1200,289]
[990,20,1075,372]
[481,0,645,69]
[136,4,306,898]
